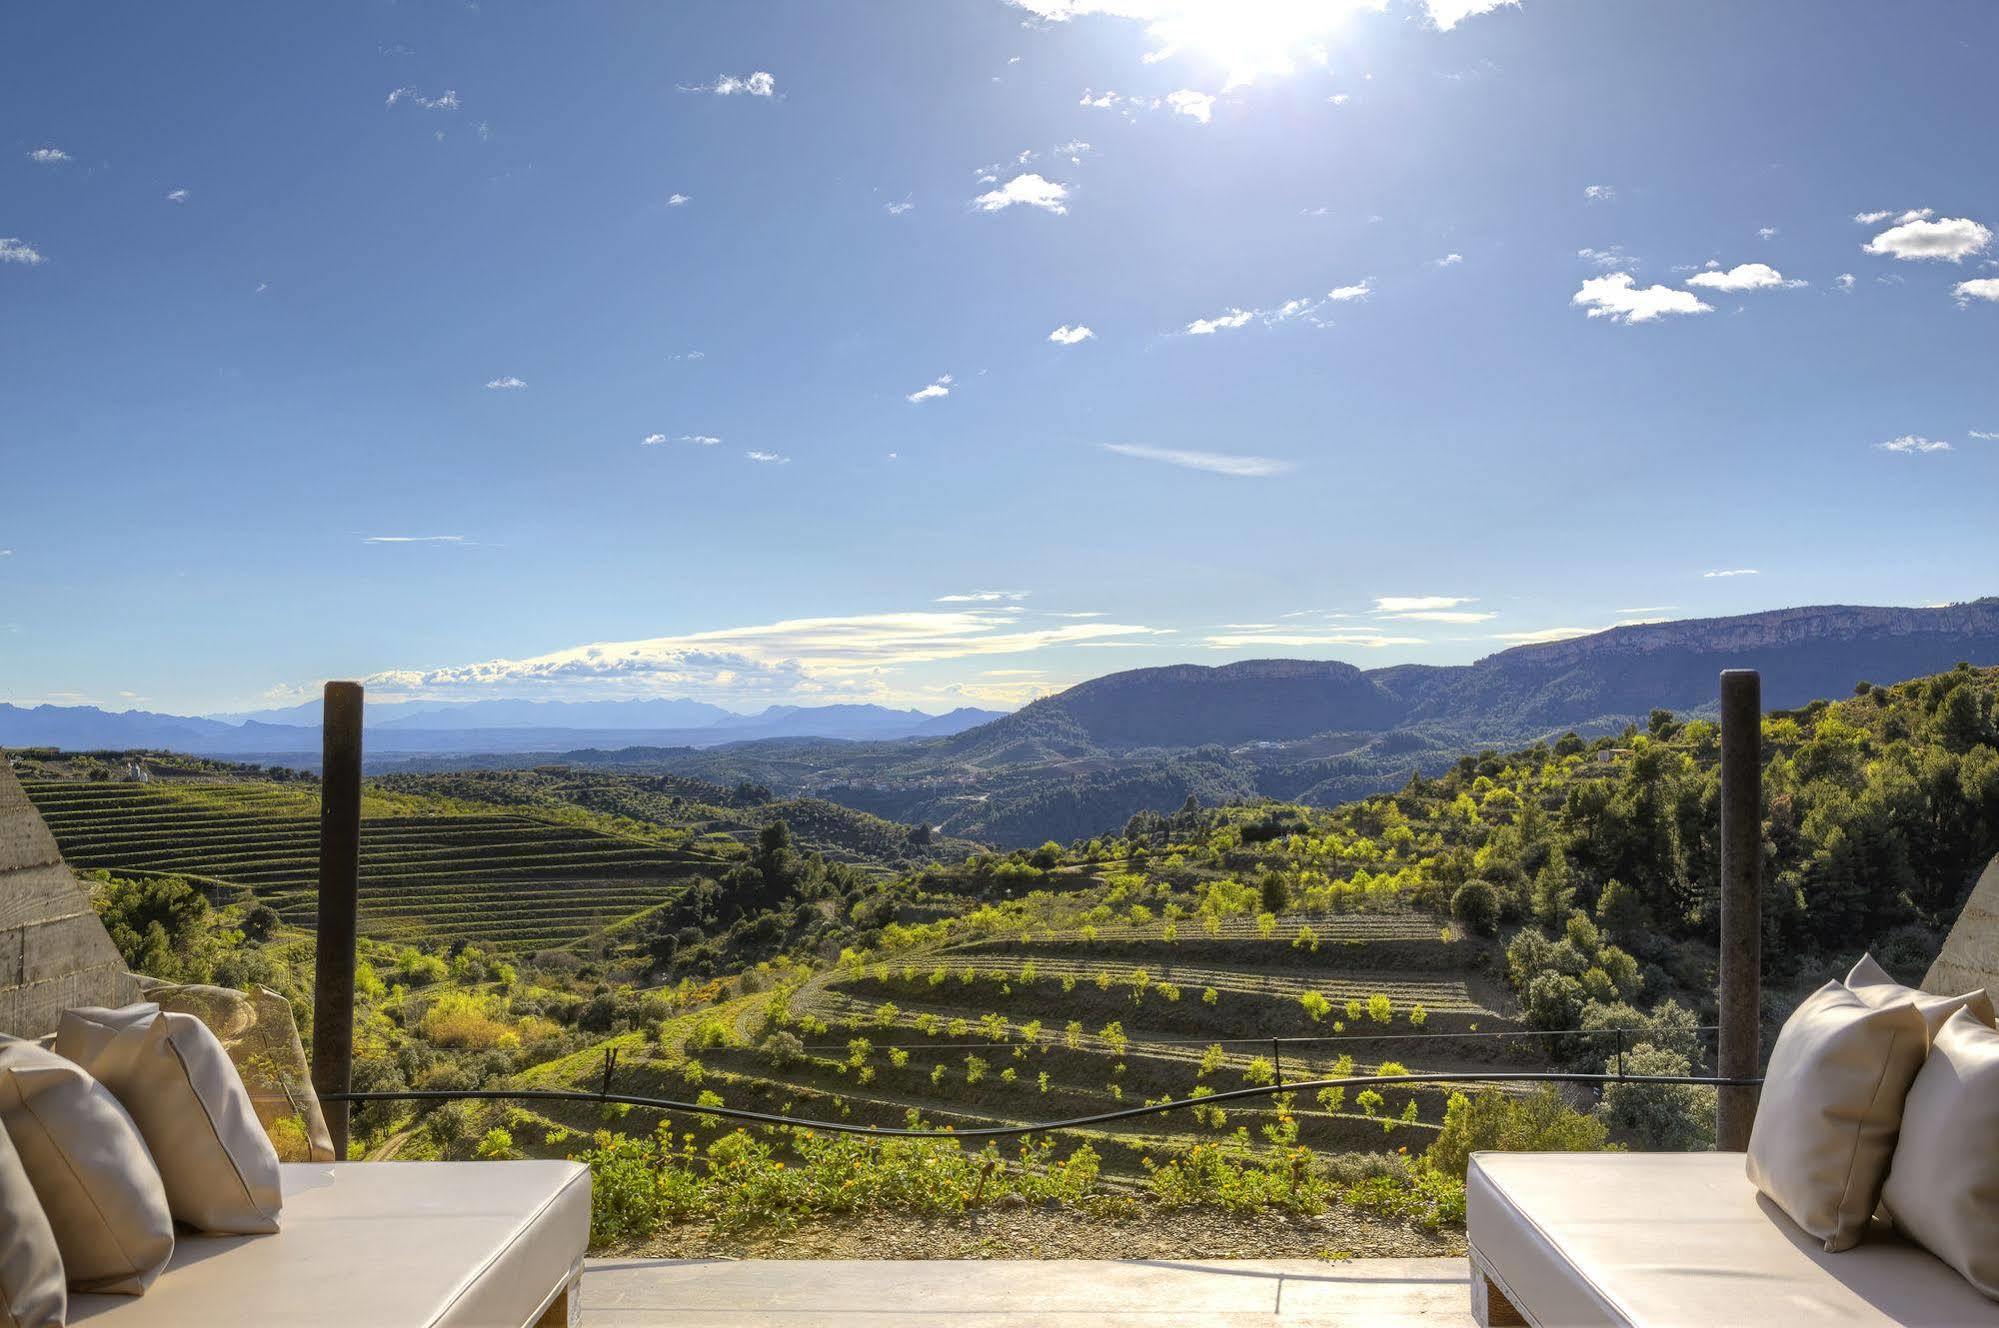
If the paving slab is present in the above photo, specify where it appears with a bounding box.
[579,1257,1474,1326]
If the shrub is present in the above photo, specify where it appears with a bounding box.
[1201,986,1219,1006]
[1299,991,1332,1022]
[1291,925,1320,952]
[1451,879,1499,937]
[1425,1087,1613,1180]
[1408,1003,1428,1028]
[1366,993,1393,1025]
[759,1031,805,1069]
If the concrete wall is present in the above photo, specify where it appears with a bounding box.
[1924,855,1999,1006]
[0,754,138,1037]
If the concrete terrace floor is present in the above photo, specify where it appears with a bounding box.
[577,1257,1475,1326]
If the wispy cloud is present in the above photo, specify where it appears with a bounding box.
[165,188,189,204]
[745,450,789,464]
[972,173,1069,214]
[1617,605,1676,614]
[1182,282,1369,335]
[1684,262,1806,292]
[1048,324,1095,345]
[665,193,690,207]
[1101,443,1291,478]
[1577,246,1630,270]
[1380,609,1496,623]
[1374,596,1473,613]
[1584,184,1616,203]
[1836,273,1856,292]
[1855,208,1931,225]
[1202,628,1425,649]
[669,351,705,362]
[0,238,46,266]
[1758,226,1779,240]
[1971,430,1999,441]
[937,590,1029,603]
[364,535,465,544]
[644,433,720,447]
[906,374,953,403]
[28,147,70,164]
[885,199,914,215]
[386,87,460,110]
[680,72,776,97]
[484,376,526,390]
[349,607,1169,703]
[1491,626,1600,645]
[1426,0,1521,30]
[1863,215,1991,262]
[1573,273,1711,324]
[1433,253,1464,267]
[1876,434,1951,455]
[1703,568,1759,578]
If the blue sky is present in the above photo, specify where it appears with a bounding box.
[4,0,1996,716]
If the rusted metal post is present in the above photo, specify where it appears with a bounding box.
[312,681,363,1160]
[1716,669,1762,1151]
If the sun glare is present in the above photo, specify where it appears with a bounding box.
[1137,0,1377,91]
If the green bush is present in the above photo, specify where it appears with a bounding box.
[1451,879,1499,937]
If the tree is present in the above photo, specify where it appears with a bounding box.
[1258,869,1291,915]
[1451,879,1499,937]
[1531,850,1575,931]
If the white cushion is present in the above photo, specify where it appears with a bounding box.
[1469,1151,1999,1326]
[1847,952,1996,1037]
[57,1003,282,1234]
[0,1037,174,1296]
[1746,980,1927,1251]
[67,1161,590,1328]
[1881,1008,1999,1300]
[0,1114,65,1328]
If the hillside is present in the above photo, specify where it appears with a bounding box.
[578,599,1999,844]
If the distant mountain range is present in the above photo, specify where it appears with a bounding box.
[528,599,1999,845]
[0,697,1006,757]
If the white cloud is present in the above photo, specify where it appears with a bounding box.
[669,351,705,362]
[28,147,70,164]
[1576,246,1629,269]
[1492,626,1600,645]
[484,376,526,390]
[1855,208,1931,226]
[972,173,1069,214]
[1953,278,1999,305]
[364,535,465,544]
[745,450,789,464]
[1703,568,1759,578]
[937,590,1030,603]
[1584,184,1616,203]
[1381,610,1496,623]
[643,434,669,446]
[1203,629,1426,649]
[1374,596,1473,613]
[1079,89,1119,109]
[0,238,46,266]
[1166,89,1215,123]
[1617,605,1675,614]
[353,607,1168,704]
[1426,0,1520,30]
[386,87,459,110]
[666,193,690,207]
[906,374,953,403]
[683,71,776,97]
[1328,93,1351,105]
[1758,227,1778,240]
[1433,253,1464,267]
[1683,262,1806,292]
[1863,216,1991,262]
[1048,324,1096,345]
[165,188,189,204]
[1876,435,1951,455]
[1836,273,1855,291]
[646,433,720,446]
[1572,272,1712,324]
[1101,443,1291,477]
[885,200,914,215]
[1326,282,1370,302]
[1184,308,1255,335]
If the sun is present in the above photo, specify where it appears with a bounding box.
[1135,0,1378,92]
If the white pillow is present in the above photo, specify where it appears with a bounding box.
[0,1036,174,1295]
[1745,980,1928,1251]
[56,1003,283,1235]
[1881,1008,1999,1299]
[1846,952,1996,1037]
[0,1114,65,1328]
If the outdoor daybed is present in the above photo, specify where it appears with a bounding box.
[1468,1151,1999,1327]
[64,1160,590,1328]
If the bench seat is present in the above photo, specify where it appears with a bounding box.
[1468,1151,1999,1327]
[68,1161,589,1328]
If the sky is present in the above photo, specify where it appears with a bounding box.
[3,0,1997,718]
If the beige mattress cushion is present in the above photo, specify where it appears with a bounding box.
[66,1161,591,1328]
[0,1115,65,1328]
[57,1003,283,1234]
[1469,1151,1999,1326]
[1881,1008,1999,1300]
[139,981,336,1162]
[1847,952,1997,1036]
[0,1037,174,1295]
[1746,980,1928,1251]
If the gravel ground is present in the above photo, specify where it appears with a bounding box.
[622,1202,1466,1262]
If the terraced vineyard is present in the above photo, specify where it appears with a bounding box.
[529,905,1542,1183]
[21,779,717,951]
